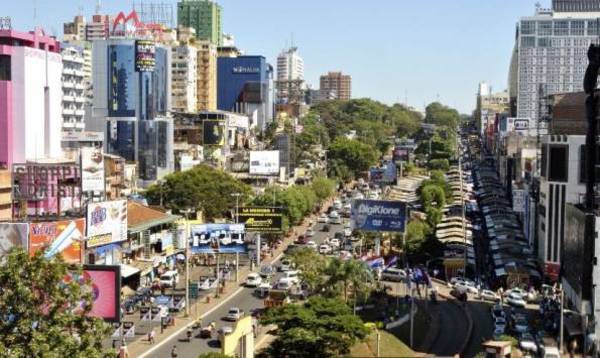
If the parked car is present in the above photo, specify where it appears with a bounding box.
[380,268,406,282]
[329,238,341,248]
[295,235,309,245]
[317,214,329,223]
[159,271,179,288]
[284,270,301,285]
[245,273,263,287]
[260,264,275,278]
[305,228,315,237]
[306,241,317,250]
[225,307,244,321]
[480,289,499,301]
[450,276,465,285]
[506,292,527,308]
[344,228,352,237]
[276,277,295,291]
[319,244,332,255]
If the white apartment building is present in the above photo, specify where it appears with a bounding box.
[61,45,87,132]
[277,46,304,81]
[171,44,198,113]
[510,3,600,122]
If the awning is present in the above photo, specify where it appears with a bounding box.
[120,263,141,278]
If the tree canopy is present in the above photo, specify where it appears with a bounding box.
[145,164,252,220]
[327,137,379,181]
[0,249,111,358]
[259,296,369,358]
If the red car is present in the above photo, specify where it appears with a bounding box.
[295,235,309,244]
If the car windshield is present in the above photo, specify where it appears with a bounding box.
[228,309,238,314]
[160,275,172,280]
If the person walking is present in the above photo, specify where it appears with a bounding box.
[148,328,155,344]
[118,341,129,358]
[171,345,178,358]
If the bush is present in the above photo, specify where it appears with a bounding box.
[428,158,449,171]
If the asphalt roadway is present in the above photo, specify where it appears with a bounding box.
[144,220,343,358]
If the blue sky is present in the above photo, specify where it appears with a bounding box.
[8,0,546,113]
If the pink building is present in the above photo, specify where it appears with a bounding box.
[0,28,62,170]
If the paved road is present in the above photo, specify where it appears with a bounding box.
[147,218,347,357]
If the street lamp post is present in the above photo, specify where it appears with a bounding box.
[231,193,242,283]
[182,208,193,318]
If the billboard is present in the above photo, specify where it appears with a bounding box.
[86,200,128,248]
[369,163,396,184]
[203,120,226,146]
[238,207,283,233]
[249,151,280,175]
[351,200,406,232]
[190,224,246,253]
[0,223,28,258]
[29,219,85,264]
[393,147,409,162]
[81,147,105,192]
[66,265,121,322]
[512,189,525,213]
[563,204,585,294]
[135,40,156,72]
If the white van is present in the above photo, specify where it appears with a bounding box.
[159,270,179,288]
[380,268,407,282]
[284,270,301,285]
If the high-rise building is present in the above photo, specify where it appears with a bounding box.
[319,71,351,101]
[171,44,197,113]
[0,28,62,169]
[197,40,217,111]
[217,56,274,130]
[276,47,304,104]
[63,15,86,41]
[177,0,222,45]
[63,14,111,41]
[474,82,509,135]
[61,45,87,132]
[512,3,600,122]
[89,38,174,185]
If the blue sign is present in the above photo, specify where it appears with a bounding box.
[369,163,396,184]
[190,224,247,254]
[351,200,406,232]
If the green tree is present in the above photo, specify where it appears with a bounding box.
[259,296,369,358]
[0,249,112,358]
[420,184,446,210]
[323,258,373,303]
[425,207,443,228]
[311,177,336,202]
[425,102,461,129]
[287,248,327,292]
[328,137,379,180]
[145,165,251,220]
[429,158,450,171]
[405,219,432,254]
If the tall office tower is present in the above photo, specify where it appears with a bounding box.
[177,0,222,45]
[89,38,173,185]
[474,82,509,135]
[319,71,352,101]
[196,40,218,111]
[61,45,87,132]
[171,44,197,113]
[0,28,62,169]
[63,15,86,41]
[512,2,600,122]
[276,47,305,104]
[64,14,110,41]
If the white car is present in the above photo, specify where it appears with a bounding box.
[514,319,529,334]
[450,276,465,285]
[245,273,262,287]
[306,241,317,250]
[329,238,341,248]
[225,307,244,321]
[453,281,470,294]
[463,282,478,295]
[306,228,315,237]
[329,211,340,219]
[280,259,293,272]
[344,228,352,237]
[319,244,332,255]
[330,216,342,225]
[317,214,329,223]
[159,271,179,288]
[506,292,527,308]
[503,287,527,297]
[519,333,538,353]
[333,200,342,210]
[196,234,211,245]
[380,268,406,282]
[480,289,499,301]
[284,270,301,285]
[276,277,295,291]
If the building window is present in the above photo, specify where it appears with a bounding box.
[554,20,569,36]
[521,21,536,35]
[548,145,568,182]
[521,36,536,48]
[0,55,11,81]
[578,145,600,183]
[588,20,599,36]
[571,20,585,36]
[541,144,548,178]
[539,21,553,36]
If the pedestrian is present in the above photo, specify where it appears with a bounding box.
[171,345,178,358]
[118,342,129,358]
[148,328,155,344]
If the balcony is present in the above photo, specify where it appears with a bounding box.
[62,82,74,89]
[63,108,75,116]
[75,109,85,116]
[63,95,74,102]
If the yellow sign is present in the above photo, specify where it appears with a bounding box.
[87,234,113,248]
[221,316,253,356]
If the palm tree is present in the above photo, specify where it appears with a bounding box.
[324,258,373,303]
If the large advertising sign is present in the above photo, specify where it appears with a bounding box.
[351,200,406,232]
[393,147,409,162]
[238,207,283,233]
[29,219,85,264]
[81,147,105,193]
[86,200,128,248]
[563,204,585,294]
[369,163,396,184]
[249,151,280,175]
[0,223,28,259]
[190,224,246,253]
[66,265,121,322]
[203,120,226,146]
[135,40,156,72]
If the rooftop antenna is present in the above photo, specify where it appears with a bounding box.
[291,32,295,49]
[96,0,101,14]
[33,0,37,25]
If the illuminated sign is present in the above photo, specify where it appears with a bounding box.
[135,40,156,72]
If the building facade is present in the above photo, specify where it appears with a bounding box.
[0,28,62,169]
[276,47,304,104]
[177,0,222,45]
[197,40,217,111]
[319,71,351,100]
[171,44,197,113]
[513,3,600,121]
[64,14,111,41]
[89,38,174,185]
[61,45,87,132]
[475,82,510,135]
[217,55,273,130]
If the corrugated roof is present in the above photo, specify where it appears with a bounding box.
[127,201,181,233]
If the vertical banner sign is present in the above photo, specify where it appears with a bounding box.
[81,147,105,193]
[135,40,156,72]
[351,200,406,232]
[512,190,525,213]
[86,200,128,248]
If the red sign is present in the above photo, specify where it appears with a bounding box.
[544,262,560,282]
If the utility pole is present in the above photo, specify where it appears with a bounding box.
[231,193,241,283]
[182,208,193,318]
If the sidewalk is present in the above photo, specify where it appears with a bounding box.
[127,195,336,357]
